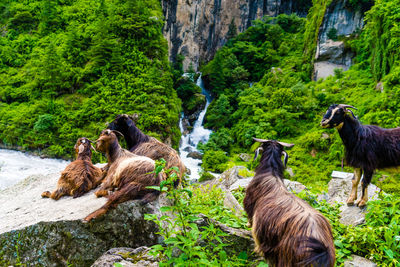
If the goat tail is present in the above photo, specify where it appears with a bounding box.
[297,237,335,267]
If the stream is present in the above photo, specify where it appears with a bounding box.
[179,75,213,180]
[0,149,69,190]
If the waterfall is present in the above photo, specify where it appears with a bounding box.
[0,149,69,190]
[179,75,213,180]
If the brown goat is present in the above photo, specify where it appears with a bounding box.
[41,137,103,200]
[84,129,164,222]
[244,138,335,267]
[107,114,185,186]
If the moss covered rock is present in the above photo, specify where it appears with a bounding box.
[0,173,166,266]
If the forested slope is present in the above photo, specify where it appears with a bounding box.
[0,0,181,160]
[200,3,400,194]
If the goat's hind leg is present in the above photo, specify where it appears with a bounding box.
[347,168,362,206]
[356,170,372,207]
[84,182,144,222]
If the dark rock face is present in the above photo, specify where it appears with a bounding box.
[162,0,311,70]
[187,151,203,160]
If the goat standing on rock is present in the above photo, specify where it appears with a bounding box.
[244,138,335,267]
[321,104,400,207]
[84,129,164,222]
[42,137,102,200]
[107,114,185,186]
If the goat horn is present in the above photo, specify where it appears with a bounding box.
[338,104,357,110]
[87,139,96,143]
[282,151,289,168]
[111,130,124,138]
[277,141,294,148]
[254,147,263,161]
[253,137,271,143]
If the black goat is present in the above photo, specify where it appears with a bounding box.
[244,138,335,267]
[321,104,400,207]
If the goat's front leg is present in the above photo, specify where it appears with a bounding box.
[95,176,114,198]
[346,168,362,205]
[355,169,372,207]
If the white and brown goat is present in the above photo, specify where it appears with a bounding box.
[84,129,164,222]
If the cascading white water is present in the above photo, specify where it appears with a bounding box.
[179,75,213,180]
[0,149,69,190]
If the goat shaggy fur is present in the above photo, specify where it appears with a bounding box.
[107,114,185,185]
[244,139,335,267]
[321,104,400,206]
[41,137,102,200]
[84,129,164,222]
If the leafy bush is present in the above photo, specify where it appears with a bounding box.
[201,150,229,173]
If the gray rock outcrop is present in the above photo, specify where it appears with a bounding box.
[326,174,381,226]
[344,254,377,267]
[0,173,166,266]
[162,0,311,70]
[92,247,158,267]
[314,0,371,79]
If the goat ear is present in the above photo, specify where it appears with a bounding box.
[90,144,97,152]
[111,130,124,138]
[345,109,357,119]
[78,144,85,154]
[277,141,294,148]
[282,151,289,168]
[254,147,263,161]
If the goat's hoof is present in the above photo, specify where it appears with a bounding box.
[41,191,51,198]
[356,199,367,207]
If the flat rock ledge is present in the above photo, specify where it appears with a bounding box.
[0,173,167,266]
[327,176,381,226]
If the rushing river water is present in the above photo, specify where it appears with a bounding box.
[179,75,213,180]
[0,149,69,190]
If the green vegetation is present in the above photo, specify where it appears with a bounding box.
[300,192,400,266]
[145,161,255,266]
[0,0,181,160]
[200,9,400,193]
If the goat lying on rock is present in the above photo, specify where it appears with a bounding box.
[107,114,185,185]
[244,138,335,267]
[84,129,164,222]
[42,137,102,200]
[321,104,400,207]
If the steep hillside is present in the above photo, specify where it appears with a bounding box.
[200,4,400,196]
[0,0,181,160]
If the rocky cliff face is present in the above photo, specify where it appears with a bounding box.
[314,0,372,79]
[162,0,311,70]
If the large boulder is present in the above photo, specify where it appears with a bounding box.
[326,173,381,226]
[0,173,167,266]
